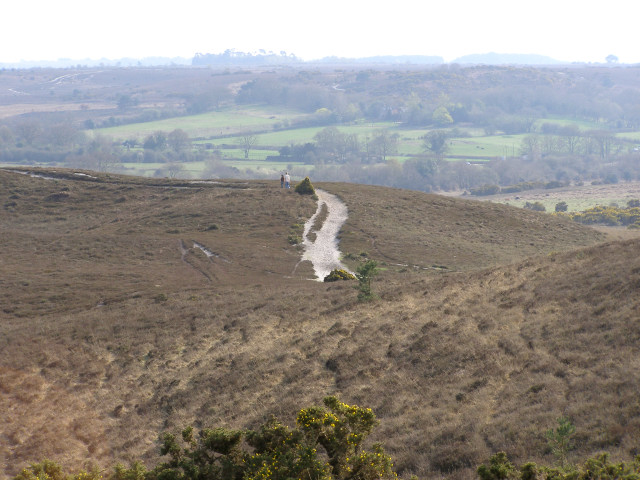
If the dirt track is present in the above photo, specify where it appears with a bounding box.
[300,189,352,281]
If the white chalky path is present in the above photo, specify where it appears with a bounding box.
[301,189,353,281]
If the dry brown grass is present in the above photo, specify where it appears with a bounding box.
[1,168,637,480]
[325,183,606,273]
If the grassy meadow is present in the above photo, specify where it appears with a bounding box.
[93,106,534,179]
[101,112,520,161]
[97,107,301,140]
[95,107,615,166]
[3,167,640,480]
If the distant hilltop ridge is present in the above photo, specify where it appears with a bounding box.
[192,49,303,66]
[1,51,618,68]
[192,50,445,66]
[191,50,560,66]
[452,52,563,65]
[0,56,192,69]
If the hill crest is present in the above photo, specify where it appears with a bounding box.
[1,168,635,479]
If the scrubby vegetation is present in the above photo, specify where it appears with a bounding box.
[153,397,395,480]
[567,204,640,227]
[14,398,397,480]
[288,223,305,245]
[477,451,640,480]
[324,269,356,282]
[295,176,316,195]
[524,201,546,212]
[355,260,379,301]
[14,460,102,480]
[471,182,567,197]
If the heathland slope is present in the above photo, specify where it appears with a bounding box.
[1,168,637,480]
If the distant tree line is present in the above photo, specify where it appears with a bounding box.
[4,64,640,188]
[192,49,301,66]
[272,124,640,192]
[233,66,640,130]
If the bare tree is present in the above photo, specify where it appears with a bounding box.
[370,130,399,162]
[558,125,582,154]
[587,130,620,160]
[167,163,184,178]
[240,134,257,159]
[168,129,191,152]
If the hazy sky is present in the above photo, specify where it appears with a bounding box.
[3,0,638,64]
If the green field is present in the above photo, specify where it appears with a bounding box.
[532,116,604,130]
[98,106,305,140]
[191,123,519,161]
[94,107,639,174]
[617,131,640,142]
[94,105,530,166]
[448,135,524,158]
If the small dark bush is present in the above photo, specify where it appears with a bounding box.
[524,201,546,212]
[44,192,71,202]
[288,233,302,245]
[555,201,568,212]
[501,182,544,194]
[470,184,501,196]
[154,293,168,303]
[294,176,316,195]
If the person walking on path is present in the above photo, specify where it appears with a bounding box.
[280,174,285,188]
[284,172,291,189]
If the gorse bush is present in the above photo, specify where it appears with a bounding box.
[288,233,302,245]
[295,177,316,195]
[477,452,640,480]
[567,205,640,228]
[147,396,396,480]
[15,460,102,480]
[324,269,356,282]
[13,418,640,480]
[288,223,305,245]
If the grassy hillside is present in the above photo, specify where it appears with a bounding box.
[2,168,637,480]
